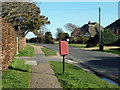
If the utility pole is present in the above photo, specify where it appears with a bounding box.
[99,7,102,50]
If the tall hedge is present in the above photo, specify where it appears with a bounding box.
[2,19,17,71]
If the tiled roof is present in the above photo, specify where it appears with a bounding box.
[105,18,120,29]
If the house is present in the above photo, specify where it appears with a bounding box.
[71,28,81,37]
[105,18,120,35]
[80,21,104,37]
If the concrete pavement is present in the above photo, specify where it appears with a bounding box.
[17,44,62,88]
[29,45,62,88]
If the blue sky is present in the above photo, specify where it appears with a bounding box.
[26,2,118,39]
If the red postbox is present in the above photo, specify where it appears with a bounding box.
[59,41,68,55]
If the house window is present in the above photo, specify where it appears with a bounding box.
[117,28,119,34]
[112,28,114,33]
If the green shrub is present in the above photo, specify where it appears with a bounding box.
[101,30,118,45]
[86,36,99,48]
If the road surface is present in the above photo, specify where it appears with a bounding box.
[34,43,120,84]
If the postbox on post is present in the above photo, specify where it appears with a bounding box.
[59,41,68,55]
[59,41,68,74]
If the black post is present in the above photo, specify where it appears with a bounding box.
[99,7,101,47]
[63,55,65,74]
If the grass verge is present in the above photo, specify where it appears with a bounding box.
[102,48,120,55]
[49,61,119,88]
[16,45,34,57]
[69,44,86,48]
[93,48,120,55]
[41,47,57,56]
[2,58,31,88]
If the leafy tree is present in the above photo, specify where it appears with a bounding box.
[64,33,69,40]
[56,28,69,41]
[101,29,118,45]
[2,2,50,37]
[56,28,64,34]
[57,33,64,40]
[56,28,64,40]
[45,32,53,43]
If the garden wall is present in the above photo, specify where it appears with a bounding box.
[18,37,26,52]
[2,19,17,71]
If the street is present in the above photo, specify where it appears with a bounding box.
[36,43,120,84]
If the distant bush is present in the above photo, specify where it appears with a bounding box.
[101,30,118,45]
[86,33,99,47]
[77,37,90,44]
[45,32,54,44]
[69,37,89,44]
[29,37,45,43]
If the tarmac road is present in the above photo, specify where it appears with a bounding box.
[34,43,120,84]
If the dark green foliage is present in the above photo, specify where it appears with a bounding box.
[113,37,120,46]
[68,37,74,43]
[2,58,31,88]
[29,37,45,43]
[86,33,99,47]
[56,28,69,41]
[64,33,69,41]
[86,29,118,47]
[49,61,118,88]
[57,33,69,41]
[101,30,118,45]
[45,32,54,43]
[2,2,50,37]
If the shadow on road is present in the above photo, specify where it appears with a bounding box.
[85,56,120,69]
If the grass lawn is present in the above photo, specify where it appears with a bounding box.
[69,44,86,48]
[41,47,57,56]
[2,58,31,88]
[93,48,120,55]
[102,48,120,55]
[49,61,119,88]
[16,45,34,57]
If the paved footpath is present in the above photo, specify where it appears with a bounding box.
[29,45,62,88]
[17,44,62,88]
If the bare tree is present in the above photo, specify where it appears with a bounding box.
[64,23,77,36]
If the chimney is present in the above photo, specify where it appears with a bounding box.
[88,21,91,24]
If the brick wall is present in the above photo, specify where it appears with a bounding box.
[18,37,26,52]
